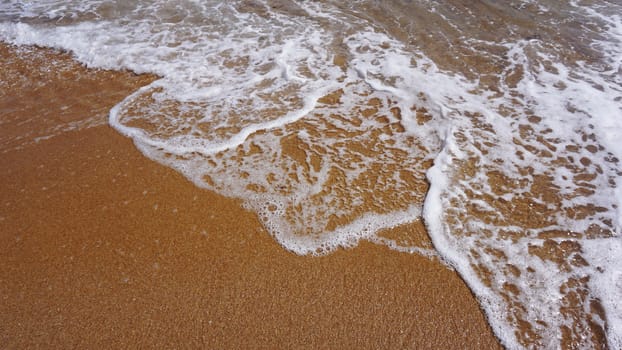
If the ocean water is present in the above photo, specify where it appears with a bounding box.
[1,0,621,348]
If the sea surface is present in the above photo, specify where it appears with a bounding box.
[1,1,621,348]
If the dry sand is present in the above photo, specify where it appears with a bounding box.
[0,43,502,349]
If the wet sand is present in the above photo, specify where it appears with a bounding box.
[0,43,502,349]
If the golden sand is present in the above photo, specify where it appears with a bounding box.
[0,43,501,348]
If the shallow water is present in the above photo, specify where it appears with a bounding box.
[1,0,621,348]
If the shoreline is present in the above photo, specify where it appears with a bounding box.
[0,43,502,348]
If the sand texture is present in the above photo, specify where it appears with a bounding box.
[0,43,502,349]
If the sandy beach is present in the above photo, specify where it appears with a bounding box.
[0,43,501,348]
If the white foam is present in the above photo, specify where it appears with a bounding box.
[423,128,520,349]
[583,238,622,349]
[420,3,622,347]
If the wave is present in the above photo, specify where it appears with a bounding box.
[2,1,621,348]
